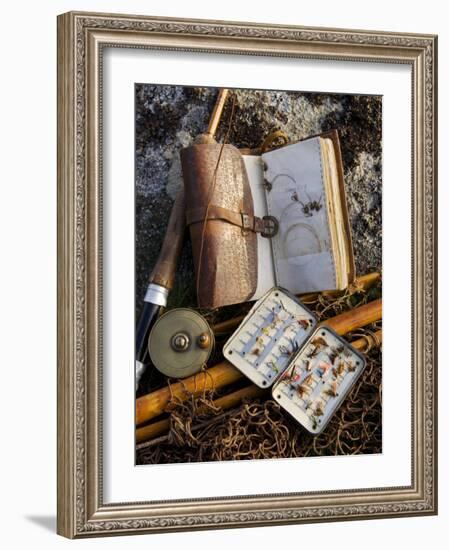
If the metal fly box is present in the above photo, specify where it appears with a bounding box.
[271,325,366,434]
[222,287,317,388]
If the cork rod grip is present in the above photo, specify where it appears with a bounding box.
[149,188,186,290]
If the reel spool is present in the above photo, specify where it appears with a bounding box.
[148,308,214,379]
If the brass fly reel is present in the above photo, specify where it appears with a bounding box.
[148,308,214,379]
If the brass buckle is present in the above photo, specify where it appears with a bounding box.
[242,212,252,231]
[261,215,279,238]
[241,213,252,234]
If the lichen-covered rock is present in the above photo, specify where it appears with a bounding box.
[135,86,382,315]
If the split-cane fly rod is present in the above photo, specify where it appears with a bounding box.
[135,88,230,387]
[135,188,185,386]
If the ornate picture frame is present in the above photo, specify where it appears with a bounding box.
[57,11,437,538]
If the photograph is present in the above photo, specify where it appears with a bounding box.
[0,0,444,543]
[55,10,437,537]
[134,85,383,465]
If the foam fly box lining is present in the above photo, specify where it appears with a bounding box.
[223,287,317,388]
[272,325,366,434]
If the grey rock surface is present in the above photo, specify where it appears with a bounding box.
[135,85,382,315]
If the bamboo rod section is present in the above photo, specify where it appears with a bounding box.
[136,362,242,426]
[136,298,382,426]
[137,385,266,444]
[302,271,381,302]
[352,329,382,350]
[322,298,381,335]
[212,272,381,334]
[136,329,382,444]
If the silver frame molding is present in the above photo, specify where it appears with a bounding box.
[57,11,438,538]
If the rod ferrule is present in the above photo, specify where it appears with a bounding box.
[144,283,169,307]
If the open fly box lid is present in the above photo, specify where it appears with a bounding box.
[272,325,366,434]
[222,287,317,388]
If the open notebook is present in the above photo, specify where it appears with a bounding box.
[181,130,355,309]
[244,133,355,299]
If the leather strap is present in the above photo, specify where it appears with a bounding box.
[186,205,278,238]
